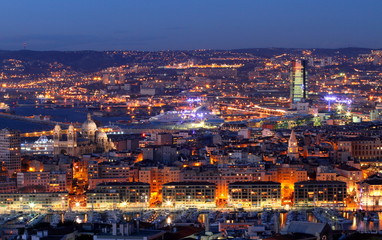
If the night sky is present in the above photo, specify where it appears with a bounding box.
[1,0,381,51]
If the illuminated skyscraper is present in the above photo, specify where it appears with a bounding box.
[0,128,21,176]
[290,60,307,108]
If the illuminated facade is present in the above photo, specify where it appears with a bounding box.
[267,164,308,203]
[228,181,281,208]
[290,60,307,108]
[53,114,114,156]
[82,113,97,141]
[86,182,150,209]
[162,182,216,208]
[294,181,346,207]
[358,174,382,209]
[138,166,181,196]
[53,124,77,156]
[335,164,362,193]
[181,166,264,201]
[0,128,21,177]
[0,192,68,211]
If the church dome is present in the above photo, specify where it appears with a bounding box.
[82,113,97,132]
[97,131,107,139]
[54,124,61,131]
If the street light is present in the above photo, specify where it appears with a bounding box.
[336,104,343,112]
[29,202,36,213]
[166,216,172,226]
[165,200,173,208]
[121,201,128,208]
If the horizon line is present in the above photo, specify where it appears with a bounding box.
[1,46,382,53]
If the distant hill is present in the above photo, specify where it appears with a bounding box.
[0,50,132,73]
[231,47,376,57]
[0,48,380,75]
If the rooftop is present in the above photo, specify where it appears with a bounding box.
[295,180,346,185]
[96,182,150,187]
[163,181,216,186]
[229,181,281,186]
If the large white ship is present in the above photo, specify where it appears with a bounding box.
[149,106,224,126]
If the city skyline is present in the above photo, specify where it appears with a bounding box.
[1,0,382,51]
[1,1,382,239]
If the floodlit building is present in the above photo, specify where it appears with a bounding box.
[358,174,382,209]
[53,124,77,156]
[294,180,347,207]
[335,164,362,193]
[0,192,68,211]
[228,181,281,208]
[53,114,114,156]
[86,182,150,209]
[162,182,216,208]
[265,164,308,202]
[138,166,181,195]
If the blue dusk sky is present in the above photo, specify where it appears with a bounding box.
[0,0,381,51]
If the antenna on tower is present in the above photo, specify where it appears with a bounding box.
[23,42,27,50]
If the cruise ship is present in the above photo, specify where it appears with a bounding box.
[149,106,224,126]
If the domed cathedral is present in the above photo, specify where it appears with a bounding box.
[82,113,97,141]
[96,131,114,152]
[53,113,114,156]
[81,113,115,152]
[53,124,77,156]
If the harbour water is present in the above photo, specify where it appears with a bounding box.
[0,105,196,133]
[280,211,382,232]
[0,105,132,132]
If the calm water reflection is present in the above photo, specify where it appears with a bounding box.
[344,212,380,232]
[312,211,381,232]
[281,211,382,233]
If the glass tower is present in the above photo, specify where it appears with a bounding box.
[290,60,307,106]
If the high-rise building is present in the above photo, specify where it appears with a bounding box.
[0,129,21,176]
[290,60,307,108]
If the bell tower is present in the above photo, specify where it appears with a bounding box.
[287,129,299,159]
